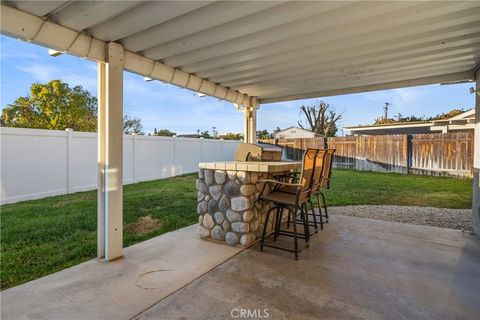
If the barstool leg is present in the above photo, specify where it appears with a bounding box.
[291,207,299,260]
[316,194,324,229]
[273,207,281,241]
[320,192,328,223]
[261,206,277,251]
[309,199,318,233]
[302,203,311,246]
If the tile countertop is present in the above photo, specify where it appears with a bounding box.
[198,161,301,173]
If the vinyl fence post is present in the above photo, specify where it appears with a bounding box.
[221,138,224,160]
[173,136,176,176]
[65,128,73,194]
[132,133,137,183]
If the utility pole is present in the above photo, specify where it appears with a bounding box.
[384,102,390,120]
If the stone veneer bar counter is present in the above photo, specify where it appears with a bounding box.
[196,161,301,246]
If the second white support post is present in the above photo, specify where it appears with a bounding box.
[249,107,257,144]
[97,42,124,261]
[241,103,258,144]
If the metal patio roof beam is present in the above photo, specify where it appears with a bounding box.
[141,1,348,60]
[225,49,480,89]
[252,62,475,98]
[0,4,257,108]
[259,71,473,103]
[121,1,279,53]
[162,2,472,67]
[182,5,479,74]
[242,61,476,97]
[87,1,216,42]
[206,30,480,84]
[46,1,142,31]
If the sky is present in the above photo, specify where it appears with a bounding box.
[1,35,475,135]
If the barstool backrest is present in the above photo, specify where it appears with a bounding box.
[296,148,318,202]
[311,149,327,194]
[321,149,336,189]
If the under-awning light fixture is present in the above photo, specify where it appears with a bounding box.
[143,77,154,82]
[469,87,479,96]
[48,49,64,57]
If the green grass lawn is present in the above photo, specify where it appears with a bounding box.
[0,170,472,290]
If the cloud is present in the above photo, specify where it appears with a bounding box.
[391,88,425,105]
[0,37,44,61]
[15,62,97,92]
[361,87,428,112]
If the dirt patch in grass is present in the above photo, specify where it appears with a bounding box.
[125,215,162,234]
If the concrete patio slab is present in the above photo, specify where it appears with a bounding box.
[135,215,480,320]
[0,224,243,320]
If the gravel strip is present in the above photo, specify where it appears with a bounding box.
[328,205,472,231]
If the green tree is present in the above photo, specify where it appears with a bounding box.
[200,130,212,139]
[223,132,243,140]
[1,80,97,131]
[256,129,270,139]
[153,128,176,137]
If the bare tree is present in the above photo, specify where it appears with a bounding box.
[123,115,144,135]
[298,100,342,137]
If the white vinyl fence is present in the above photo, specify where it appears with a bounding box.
[0,127,241,204]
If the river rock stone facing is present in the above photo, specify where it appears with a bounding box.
[231,222,249,233]
[240,184,255,196]
[208,199,218,214]
[209,185,222,201]
[197,201,207,215]
[196,179,208,193]
[226,209,241,222]
[240,233,256,246]
[231,196,250,211]
[224,181,240,197]
[214,170,226,184]
[214,211,225,224]
[196,168,294,246]
[225,232,239,245]
[218,195,230,212]
[204,170,214,186]
[203,214,215,229]
[211,225,225,240]
[243,210,254,222]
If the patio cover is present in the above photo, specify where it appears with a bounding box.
[1,1,479,259]
[2,1,479,102]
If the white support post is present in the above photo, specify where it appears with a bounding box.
[249,107,257,144]
[473,68,480,235]
[97,42,124,260]
[243,107,250,143]
[240,103,258,144]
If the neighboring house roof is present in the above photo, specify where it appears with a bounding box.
[176,134,202,138]
[344,109,475,135]
[274,127,318,137]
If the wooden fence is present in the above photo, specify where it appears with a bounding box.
[409,133,473,178]
[260,137,326,160]
[263,132,473,178]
